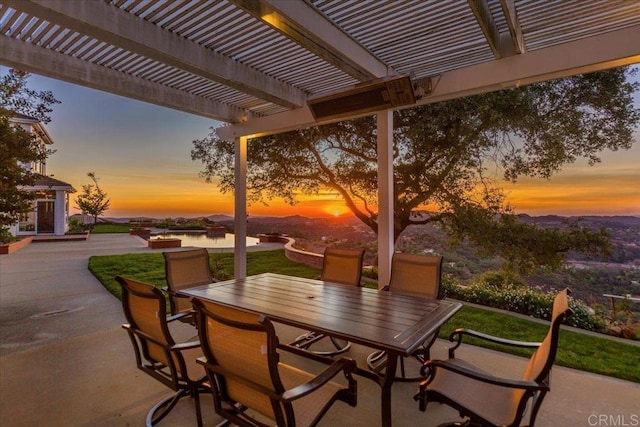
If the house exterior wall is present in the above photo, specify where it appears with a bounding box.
[15,121,47,176]
[5,115,73,237]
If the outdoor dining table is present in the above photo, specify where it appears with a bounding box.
[180,272,462,427]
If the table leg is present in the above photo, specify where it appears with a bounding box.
[380,352,399,427]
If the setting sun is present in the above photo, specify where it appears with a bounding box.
[325,204,349,217]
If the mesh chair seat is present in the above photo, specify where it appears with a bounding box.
[425,358,522,426]
[280,363,349,426]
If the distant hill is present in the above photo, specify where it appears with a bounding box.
[92,212,639,305]
[90,214,234,224]
[206,214,233,222]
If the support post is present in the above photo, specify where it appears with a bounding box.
[377,110,394,289]
[234,136,247,279]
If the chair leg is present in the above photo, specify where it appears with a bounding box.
[193,386,204,427]
[146,385,209,427]
[291,331,325,349]
[146,389,189,426]
[368,349,430,382]
[328,337,352,355]
[366,350,387,372]
[291,332,352,356]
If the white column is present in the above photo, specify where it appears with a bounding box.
[54,190,66,236]
[377,111,394,288]
[234,136,248,279]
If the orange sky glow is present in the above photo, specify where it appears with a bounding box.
[86,148,640,219]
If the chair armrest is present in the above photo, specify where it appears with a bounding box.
[166,311,193,323]
[424,359,547,391]
[281,357,357,402]
[172,340,201,351]
[166,288,190,298]
[448,328,541,358]
[123,324,170,348]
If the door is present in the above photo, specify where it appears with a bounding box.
[37,201,55,233]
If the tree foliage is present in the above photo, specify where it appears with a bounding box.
[75,172,110,228]
[0,69,59,124]
[192,67,639,272]
[0,69,59,241]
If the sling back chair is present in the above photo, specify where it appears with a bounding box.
[415,288,573,427]
[117,276,209,427]
[291,247,365,356]
[367,253,443,381]
[192,298,358,427]
[163,248,215,321]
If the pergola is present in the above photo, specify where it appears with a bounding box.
[2,0,639,283]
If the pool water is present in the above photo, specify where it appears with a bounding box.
[158,233,260,248]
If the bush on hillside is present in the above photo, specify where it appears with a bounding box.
[441,279,606,333]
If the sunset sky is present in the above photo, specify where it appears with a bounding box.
[6,67,640,219]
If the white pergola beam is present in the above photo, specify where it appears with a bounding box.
[0,36,243,122]
[500,0,525,54]
[217,24,640,139]
[468,0,504,58]
[4,0,306,109]
[232,0,389,81]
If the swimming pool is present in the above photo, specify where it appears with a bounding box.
[156,233,260,248]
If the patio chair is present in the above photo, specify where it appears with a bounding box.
[415,288,573,427]
[367,253,443,381]
[163,248,215,321]
[192,298,358,427]
[116,276,209,426]
[291,247,365,356]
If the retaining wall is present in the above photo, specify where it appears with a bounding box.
[281,237,324,269]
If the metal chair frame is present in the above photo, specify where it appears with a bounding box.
[117,276,209,426]
[193,298,358,427]
[163,248,215,320]
[414,289,573,427]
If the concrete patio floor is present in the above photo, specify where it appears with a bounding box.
[1,234,638,426]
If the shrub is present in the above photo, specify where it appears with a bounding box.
[0,227,16,244]
[444,279,608,335]
[362,265,378,280]
[476,270,525,289]
[67,218,86,233]
[167,220,206,230]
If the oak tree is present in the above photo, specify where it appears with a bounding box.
[192,68,639,272]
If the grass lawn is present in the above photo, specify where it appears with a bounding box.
[88,249,320,300]
[91,223,131,233]
[89,249,640,383]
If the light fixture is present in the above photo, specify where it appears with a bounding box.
[307,74,419,121]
